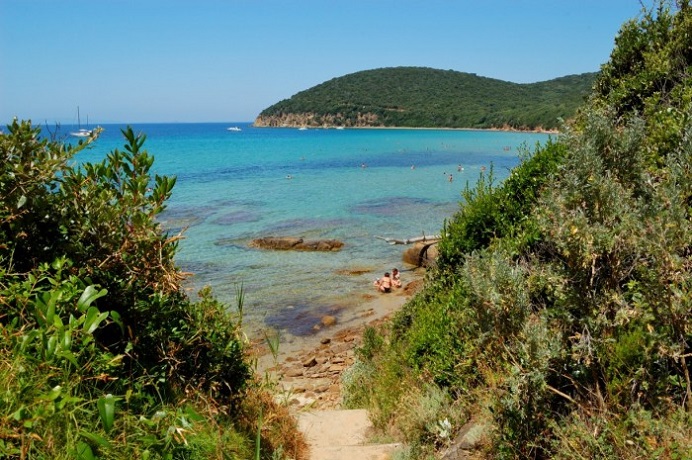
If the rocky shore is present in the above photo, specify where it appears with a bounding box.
[253,277,424,410]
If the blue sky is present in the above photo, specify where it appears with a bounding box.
[1,1,645,124]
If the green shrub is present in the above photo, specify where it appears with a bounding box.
[494,315,563,459]
[592,0,692,164]
[347,3,692,458]
[550,408,692,460]
[0,120,293,459]
[437,139,565,271]
[341,359,377,409]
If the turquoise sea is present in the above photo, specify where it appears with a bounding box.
[67,122,549,337]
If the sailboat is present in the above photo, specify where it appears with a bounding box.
[70,107,92,137]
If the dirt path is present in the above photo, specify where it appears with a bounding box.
[252,281,423,459]
[251,274,489,460]
[298,409,401,460]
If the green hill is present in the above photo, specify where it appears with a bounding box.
[255,67,597,130]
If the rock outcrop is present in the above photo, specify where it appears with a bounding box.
[254,112,381,129]
[249,236,344,252]
[402,241,439,267]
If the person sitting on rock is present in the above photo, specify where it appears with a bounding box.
[374,272,392,293]
[391,268,402,288]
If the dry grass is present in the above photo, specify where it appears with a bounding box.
[237,386,309,460]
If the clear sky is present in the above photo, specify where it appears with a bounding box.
[1,0,645,124]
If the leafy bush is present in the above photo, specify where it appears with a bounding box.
[343,2,692,458]
[592,0,692,164]
[0,120,300,458]
[437,139,565,271]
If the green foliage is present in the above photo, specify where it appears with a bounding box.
[54,126,181,330]
[341,359,377,409]
[342,3,692,458]
[356,326,384,361]
[494,315,563,458]
[539,108,692,411]
[592,0,692,164]
[550,408,692,459]
[0,120,298,458]
[397,292,464,388]
[0,120,85,269]
[437,139,566,270]
[394,383,460,446]
[258,67,596,130]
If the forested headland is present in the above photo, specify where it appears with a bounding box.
[255,67,597,131]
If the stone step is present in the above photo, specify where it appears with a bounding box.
[309,443,401,460]
[298,409,400,460]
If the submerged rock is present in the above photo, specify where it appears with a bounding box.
[320,315,337,327]
[249,236,344,252]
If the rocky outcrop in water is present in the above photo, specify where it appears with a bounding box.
[402,241,438,267]
[250,236,344,252]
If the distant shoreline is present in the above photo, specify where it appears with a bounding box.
[347,125,558,135]
[252,123,559,135]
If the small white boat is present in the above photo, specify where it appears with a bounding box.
[70,107,92,137]
[70,128,92,137]
[298,127,308,131]
[227,126,242,132]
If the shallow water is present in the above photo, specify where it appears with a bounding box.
[66,122,550,336]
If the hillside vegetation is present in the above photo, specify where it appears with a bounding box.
[342,2,692,459]
[255,67,596,130]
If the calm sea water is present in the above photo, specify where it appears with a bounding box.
[65,122,549,336]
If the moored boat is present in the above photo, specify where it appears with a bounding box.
[70,128,92,137]
[70,107,93,137]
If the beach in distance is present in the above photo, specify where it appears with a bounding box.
[71,122,550,341]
